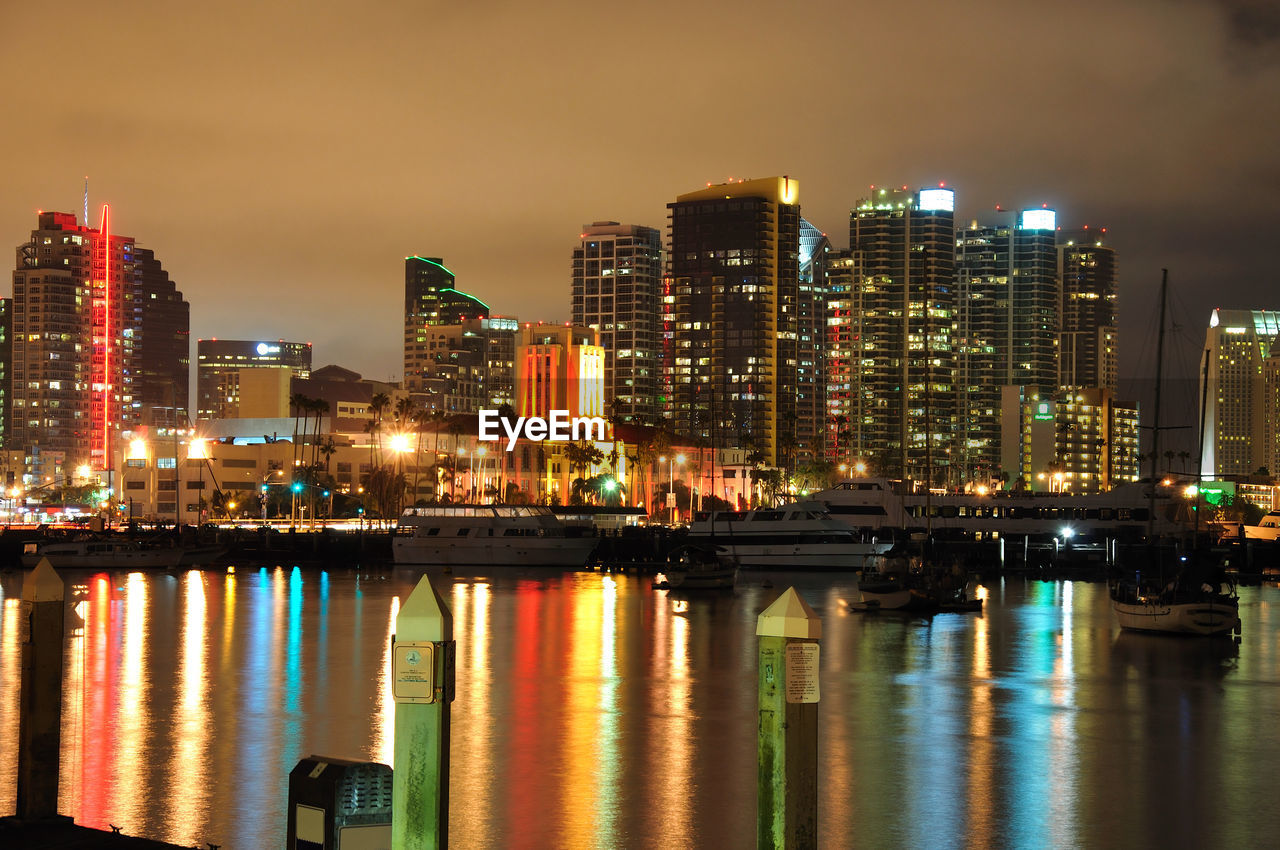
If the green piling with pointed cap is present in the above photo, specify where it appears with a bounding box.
[756,587,821,849]
[391,574,455,849]
[17,559,66,822]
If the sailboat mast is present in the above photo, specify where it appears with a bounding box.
[1195,343,1210,540]
[1147,269,1169,540]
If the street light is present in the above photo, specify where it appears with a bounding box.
[476,446,488,503]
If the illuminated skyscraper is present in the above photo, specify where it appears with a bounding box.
[954,209,1059,482]
[571,221,663,425]
[1058,227,1118,391]
[847,186,956,485]
[404,256,490,394]
[10,209,186,481]
[1201,308,1280,478]
[666,176,802,467]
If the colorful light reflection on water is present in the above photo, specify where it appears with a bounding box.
[0,568,1277,848]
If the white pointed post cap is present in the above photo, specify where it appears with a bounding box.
[756,586,821,639]
[396,575,453,641]
[23,559,64,603]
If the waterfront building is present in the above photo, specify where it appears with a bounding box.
[1058,227,1118,392]
[10,209,189,483]
[571,222,663,425]
[847,186,956,486]
[404,256,490,395]
[196,338,312,420]
[1201,308,1280,478]
[1000,386,1139,493]
[666,176,802,468]
[955,209,1059,484]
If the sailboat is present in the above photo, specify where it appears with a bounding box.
[1108,270,1240,637]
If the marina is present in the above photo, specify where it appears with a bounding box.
[3,561,1280,847]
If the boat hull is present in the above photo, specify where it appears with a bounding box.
[21,548,185,570]
[696,542,890,571]
[392,537,599,567]
[666,567,738,590]
[1112,599,1240,636]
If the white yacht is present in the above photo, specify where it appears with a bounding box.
[1243,510,1280,540]
[811,477,1187,539]
[686,502,890,570]
[21,538,185,569]
[392,504,600,567]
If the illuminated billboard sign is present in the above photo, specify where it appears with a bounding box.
[1020,209,1057,231]
[916,188,955,212]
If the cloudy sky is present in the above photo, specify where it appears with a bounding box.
[2,0,1277,389]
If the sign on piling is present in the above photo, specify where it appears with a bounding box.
[756,587,820,849]
[391,575,455,849]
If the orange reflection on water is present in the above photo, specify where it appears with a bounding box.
[376,595,399,767]
[112,573,151,832]
[561,576,604,848]
[0,597,21,811]
[449,579,494,846]
[648,594,693,842]
[967,588,996,845]
[166,571,210,845]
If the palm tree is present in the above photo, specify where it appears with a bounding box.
[369,392,392,467]
[289,392,310,468]
[309,398,330,467]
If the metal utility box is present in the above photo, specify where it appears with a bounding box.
[287,755,393,849]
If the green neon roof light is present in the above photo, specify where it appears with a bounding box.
[405,256,457,277]
[440,287,490,310]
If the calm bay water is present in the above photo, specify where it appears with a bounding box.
[2,565,1279,848]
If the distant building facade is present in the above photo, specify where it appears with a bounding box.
[196,338,312,420]
[1058,227,1118,392]
[411,316,517,414]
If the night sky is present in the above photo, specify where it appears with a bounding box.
[3,1,1277,398]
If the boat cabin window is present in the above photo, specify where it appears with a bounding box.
[426,528,440,536]
[457,528,470,537]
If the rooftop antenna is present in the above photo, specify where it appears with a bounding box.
[83,176,89,225]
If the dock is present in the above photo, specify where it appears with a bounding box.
[0,816,199,848]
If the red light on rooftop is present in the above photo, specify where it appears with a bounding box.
[939,181,946,187]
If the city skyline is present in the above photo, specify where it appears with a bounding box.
[2,1,1277,386]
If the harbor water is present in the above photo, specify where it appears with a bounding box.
[2,565,1279,848]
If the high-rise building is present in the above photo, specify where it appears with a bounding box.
[954,209,1058,482]
[795,220,830,465]
[847,186,956,485]
[1058,227,1118,392]
[571,222,663,425]
[666,176,801,467]
[825,251,858,465]
[10,208,188,482]
[130,247,190,429]
[414,316,517,413]
[1201,308,1280,478]
[196,339,312,420]
[1000,386,1139,493]
[404,256,490,394]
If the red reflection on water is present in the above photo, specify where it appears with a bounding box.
[78,574,114,828]
[506,580,546,837]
